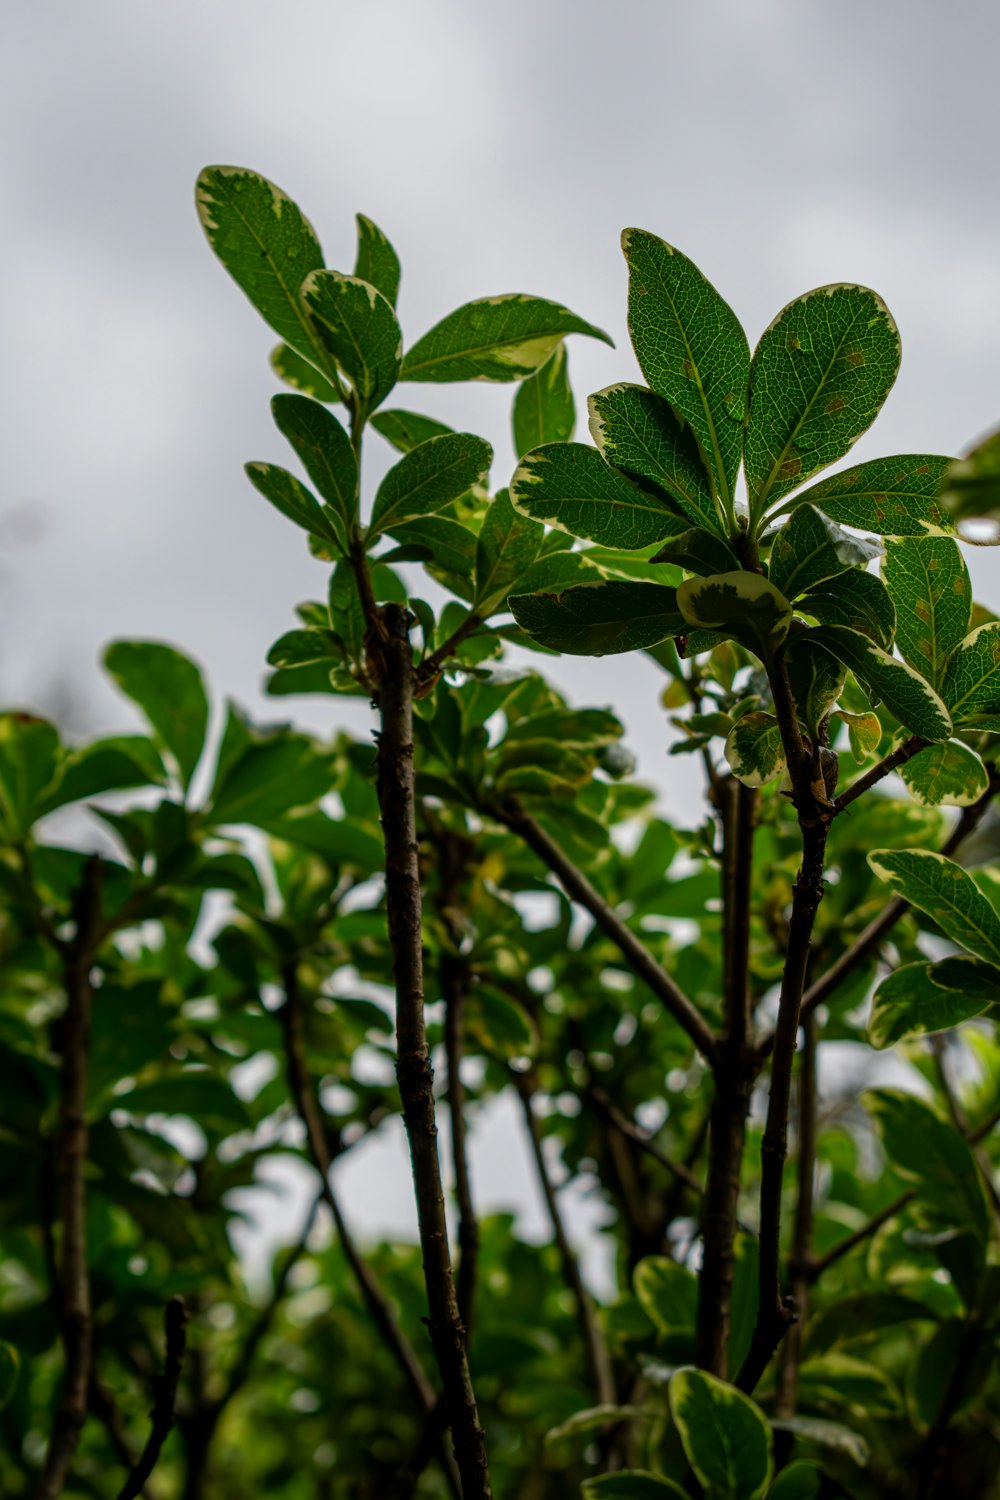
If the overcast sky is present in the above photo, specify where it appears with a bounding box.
[4,0,999,1265]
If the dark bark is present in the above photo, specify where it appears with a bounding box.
[375,603,492,1499]
[443,953,479,1338]
[774,1012,818,1418]
[116,1296,188,1500]
[36,856,102,1500]
[498,799,717,1063]
[833,734,925,812]
[697,779,759,1376]
[516,1073,616,1408]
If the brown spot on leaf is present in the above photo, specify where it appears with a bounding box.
[915,602,931,622]
[682,359,696,380]
[844,350,865,368]
[778,456,802,482]
[787,334,801,351]
[825,397,845,414]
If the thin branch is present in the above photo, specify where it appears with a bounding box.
[496,798,717,1063]
[832,735,925,813]
[775,1011,818,1418]
[697,778,759,1376]
[738,653,830,1395]
[374,602,491,1499]
[932,1038,1000,1224]
[786,767,1000,1042]
[418,608,485,685]
[807,1191,912,1283]
[116,1296,189,1500]
[213,1189,324,1420]
[443,954,479,1339]
[515,1073,616,1408]
[807,1099,1000,1284]
[278,958,441,1420]
[36,855,102,1500]
[587,1088,703,1197]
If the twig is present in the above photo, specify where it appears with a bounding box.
[697,778,759,1376]
[418,608,485,685]
[375,604,491,1498]
[832,735,925,813]
[774,1011,818,1418]
[738,654,830,1395]
[587,1088,703,1197]
[36,855,102,1500]
[786,767,1000,1042]
[516,1073,616,1408]
[278,959,444,1423]
[496,799,717,1063]
[444,954,479,1339]
[116,1297,189,1500]
[807,1099,1000,1283]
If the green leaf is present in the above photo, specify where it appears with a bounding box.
[633,1256,698,1334]
[939,621,1000,722]
[677,572,793,655]
[244,461,343,547]
[588,383,721,535]
[300,270,402,413]
[909,1319,993,1427]
[266,629,342,669]
[766,1463,822,1500]
[0,716,57,840]
[864,1088,989,1249]
[798,568,895,648]
[868,957,1000,1050]
[504,707,623,749]
[792,454,953,537]
[104,641,209,791]
[621,229,749,505]
[784,635,847,740]
[0,1343,19,1411]
[370,408,455,454]
[805,1292,939,1354]
[401,293,611,383]
[728,1235,761,1380]
[768,505,880,601]
[651,528,740,576]
[270,343,341,403]
[808,625,952,740]
[512,548,604,603]
[41,737,167,815]
[262,813,383,874]
[384,516,478,585]
[834,709,881,764]
[669,1366,773,1500]
[473,489,544,614]
[353,213,400,306]
[899,738,988,808]
[512,343,575,458]
[769,1417,867,1468]
[882,537,971,688]
[464,985,537,1060]
[208,736,335,827]
[271,394,357,544]
[546,1406,651,1444]
[511,443,687,550]
[795,1353,900,1417]
[867,847,1000,965]
[582,1476,687,1499]
[510,581,683,656]
[941,425,1000,534]
[195,166,333,374]
[724,712,787,788]
[118,1074,249,1130]
[368,433,492,538]
[745,284,900,513]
